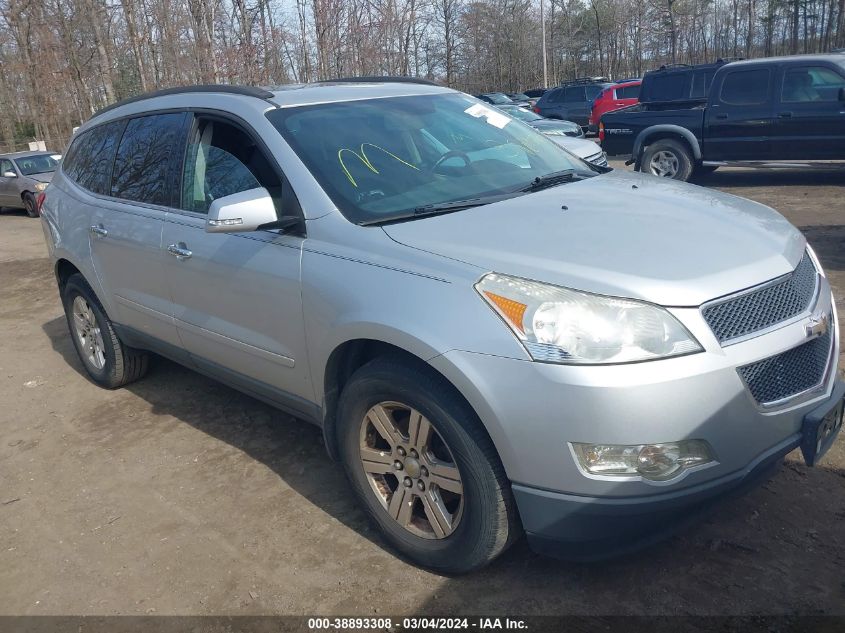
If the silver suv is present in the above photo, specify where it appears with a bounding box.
[40,80,842,573]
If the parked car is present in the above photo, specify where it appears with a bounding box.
[475,92,516,106]
[494,104,584,137]
[600,54,845,180]
[534,78,613,128]
[522,88,548,99]
[588,79,641,133]
[548,135,608,167]
[0,150,58,217]
[42,80,842,574]
[506,92,533,106]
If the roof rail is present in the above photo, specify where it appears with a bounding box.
[656,63,691,71]
[318,76,440,86]
[94,84,275,118]
[557,76,609,87]
[715,57,744,63]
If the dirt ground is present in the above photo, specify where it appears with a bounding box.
[1,164,844,618]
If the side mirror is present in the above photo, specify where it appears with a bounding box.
[206,187,279,233]
[839,87,845,102]
[2,171,16,178]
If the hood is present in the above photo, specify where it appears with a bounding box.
[549,136,601,159]
[530,120,580,134]
[382,170,805,306]
[27,171,54,183]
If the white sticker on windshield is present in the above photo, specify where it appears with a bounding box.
[464,103,511,129]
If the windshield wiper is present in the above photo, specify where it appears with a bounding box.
[360,192,521,225]
[519,169,576,192]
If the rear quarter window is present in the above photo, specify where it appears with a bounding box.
[62,120,126,195]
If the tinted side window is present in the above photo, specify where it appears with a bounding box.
[646,74,687,101]
[63,121,125,195]
[782,66,845,102]
[181,118,281,215]
[617,85,641,99]
[720,69,771,105]
[547,89,565,103]
[0,159,13,175]
[111,113,185,206]
[564,87,586,102]
[585,85,604,100]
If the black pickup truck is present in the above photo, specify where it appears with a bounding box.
[599,54,845,180]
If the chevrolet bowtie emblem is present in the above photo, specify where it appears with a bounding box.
[805,312,829,339]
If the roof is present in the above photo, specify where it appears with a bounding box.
[268,80,453,108]
[717,53,845,68]
[0,150,55,160]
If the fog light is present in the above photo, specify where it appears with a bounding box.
[571,440,715,481]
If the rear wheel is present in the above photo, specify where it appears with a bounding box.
[61,274,149,388]
[337,357,520,573]
[641,139,693,181]
[23,192,38,218]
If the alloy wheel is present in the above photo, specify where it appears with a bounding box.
[71,296,106,370]
[649,150,680,178]
[359,401,464,539]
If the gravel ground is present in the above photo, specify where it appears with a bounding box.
[0,163,843,617]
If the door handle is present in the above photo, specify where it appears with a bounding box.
[778,111,793,118]
[89,225,108,238]
[167,243,192,260]
[715,113,728,120]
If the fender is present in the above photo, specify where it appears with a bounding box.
[633,125,702,170]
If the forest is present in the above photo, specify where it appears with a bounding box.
[1,0,843,150]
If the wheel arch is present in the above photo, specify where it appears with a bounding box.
[55,258,83,292]
[633,125,701,170]
[320,338,496,466]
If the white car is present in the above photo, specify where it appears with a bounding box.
[549,136,608,167]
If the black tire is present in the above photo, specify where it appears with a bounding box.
[640,138,694,181]
[337,357,520,573]
[23,192,38,218]
[61,273,149,389]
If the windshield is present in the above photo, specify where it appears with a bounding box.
[14,154,58,176]
[498,106,542,122]
[484,93,512,105]
[267,93,594,224]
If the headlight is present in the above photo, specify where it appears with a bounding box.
[34,182,48,192]
[572,440,715,481]
[475,273,702,364]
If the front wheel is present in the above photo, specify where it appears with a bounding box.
[23,192,38,217]
[640,139,693,181]
[337,357,520,573]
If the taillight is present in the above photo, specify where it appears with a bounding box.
[598,122,605,142]
[533,106,540,114]
[35,192,46,215]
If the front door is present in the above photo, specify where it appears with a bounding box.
[0,159,18,206]
[161,114,313,410]
[704,66,775,160]
[771,64,845,159]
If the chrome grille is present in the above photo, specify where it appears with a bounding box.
[737,327,832,406]
[586,151,608,167]
[702,253,817,344]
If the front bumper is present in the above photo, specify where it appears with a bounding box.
[428,280,840,554]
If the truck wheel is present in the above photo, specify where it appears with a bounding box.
[61,273,149,389]
[641,139,693,181]
[337,357,520,573]
[23,192,38,218]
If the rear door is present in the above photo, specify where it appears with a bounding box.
[563,86,588,126]
[771,63,845,159]
[88,112,187,347]
[704,66,775,160]
[161,113,313,410]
